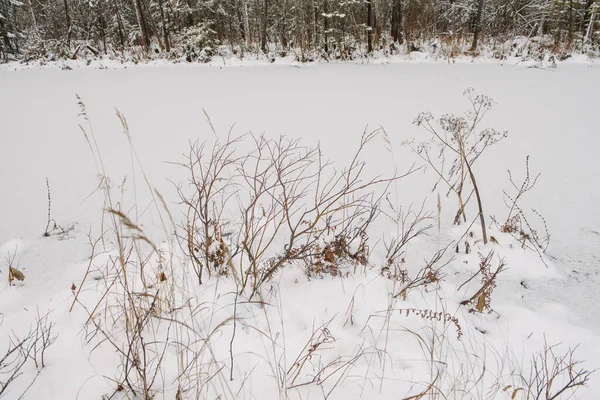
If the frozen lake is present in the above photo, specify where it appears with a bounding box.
[1,62,600,399]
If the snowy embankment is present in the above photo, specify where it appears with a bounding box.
[0,63,599,399]
[1,34,598,72]
[1,49,597,71]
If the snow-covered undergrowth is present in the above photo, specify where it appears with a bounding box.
[1,63,599,399]
[2,35,599,71]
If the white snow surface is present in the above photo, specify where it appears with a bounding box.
[1,63,600,399]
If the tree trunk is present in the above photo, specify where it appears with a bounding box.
[585,7,596,43]
[404,0,411,50]
[280,0,287,48]
[14,25,19,55]
[323,0,329,54]
[555,0,566,43]
[567,0,574,44]
[261,0,268,52]
[63,0,72,48]
[537,1,548,37]
[0,19,10,56]
[214,3,222,40]
[98,15,107,54]
[391,0,403,44]
[133,0,151,48]
[243,0,251,47]
[185,0,194,26]
[367,0,373,52]
[313,0,317,48]
[27,0,38,32]
[471,0,484,51]
[158,0,170,52]
[113,0,126,49]
[582,0,593,38]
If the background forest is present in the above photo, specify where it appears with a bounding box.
[1,0,599,62]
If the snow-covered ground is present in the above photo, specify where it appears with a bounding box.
[1,62,599,399]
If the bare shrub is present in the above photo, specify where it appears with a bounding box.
[286,318,364,391]
[237,131,397,296]
[43,177,73,238]
[501,156,551,261]
[392,242,453,300]
[178,129,418,298]
[382,200,434,271]
[521,339,594,399]
[177,133,245,285]
[0,312,57,398]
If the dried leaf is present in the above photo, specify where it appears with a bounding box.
[71,283,77,291]
[158,272,167,282]
[9,266,25,281]
[490,236,499,244]
[476,291,486,312]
